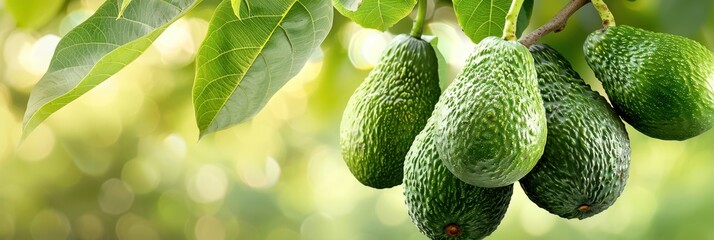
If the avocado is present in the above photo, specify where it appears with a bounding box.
[432,36,547,188]
[584,25,714,140]
[520,44,631,219]
[340,34,441,189]
[404,121,513,240]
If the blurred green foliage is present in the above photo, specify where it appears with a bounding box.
[0,0,713,239]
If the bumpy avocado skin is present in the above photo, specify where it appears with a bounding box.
[584,25,714,140]
[340,34,441,189]
[520,44,631,220]
[404,122,513,240]
[432,37,547,188]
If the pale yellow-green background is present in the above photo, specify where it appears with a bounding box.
[0,0,713,239]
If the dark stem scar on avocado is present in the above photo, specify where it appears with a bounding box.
[577,204,591,213]
[444,223,462,237]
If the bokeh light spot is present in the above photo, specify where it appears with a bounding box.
[17,124,55,162]
[375,188,409,226]
[99,179,135,215]
[20,34,60,75]
[195,215,226,240]
[240,156,281,189]
[121,159,161,194]
[427,22,473,67]
[75,214,104,240]
[188,165,229,203]
[300,214,337,240]
[348,29,389,70]
[153,18,197,67]
[116,213,160,240]
[164,134,188,159]
[30,209,71,240]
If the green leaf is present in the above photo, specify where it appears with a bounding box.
[333,0,416,31]
[230,0,241,18]
[517,0,534,36]
[453,0,533,43]
[192,0,333,138]
[5,0,65,28]
[22,0,201,140]
[118,0,134,18]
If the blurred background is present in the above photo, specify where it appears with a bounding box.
[0,0,713,239]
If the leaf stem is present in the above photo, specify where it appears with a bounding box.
[519,0,589,47]
[590,0,616,27]
[410,0,428,38]
[502,0,525,41]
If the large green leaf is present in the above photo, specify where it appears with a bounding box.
[22,0,201,139]
[453,0,533,43]
[192,0,333,138]
[333,0,416,31]
[5,0,65,28]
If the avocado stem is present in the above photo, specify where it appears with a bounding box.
[502,0,525,41]
[590,0,616,27]
[410,0,428,38]
[519,0,589,47]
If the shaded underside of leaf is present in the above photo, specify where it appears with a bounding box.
[453,0,533,44]
[333,0,416,31]
[22,0,200,139]
[517,0,534,36]
[192,0,333,138]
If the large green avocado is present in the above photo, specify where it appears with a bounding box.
[520,44,631,219]
[404,122,513,240]
[340,34,441,189]
[432,37,547,188]
[584,25,714,140]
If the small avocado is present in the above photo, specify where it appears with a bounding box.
[520,44,631,219]
[404,121,513,240]
[584,25,714,140]
[340,34,441,189]
[432,36,547,188]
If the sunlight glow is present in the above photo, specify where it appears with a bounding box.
[348,29,389,70]
[427,21,473,67]
[20,34,60,76]
[154,18,206,67]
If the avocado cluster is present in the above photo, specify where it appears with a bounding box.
[340,23,713,240]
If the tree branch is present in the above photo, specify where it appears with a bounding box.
[519,0,590,47]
